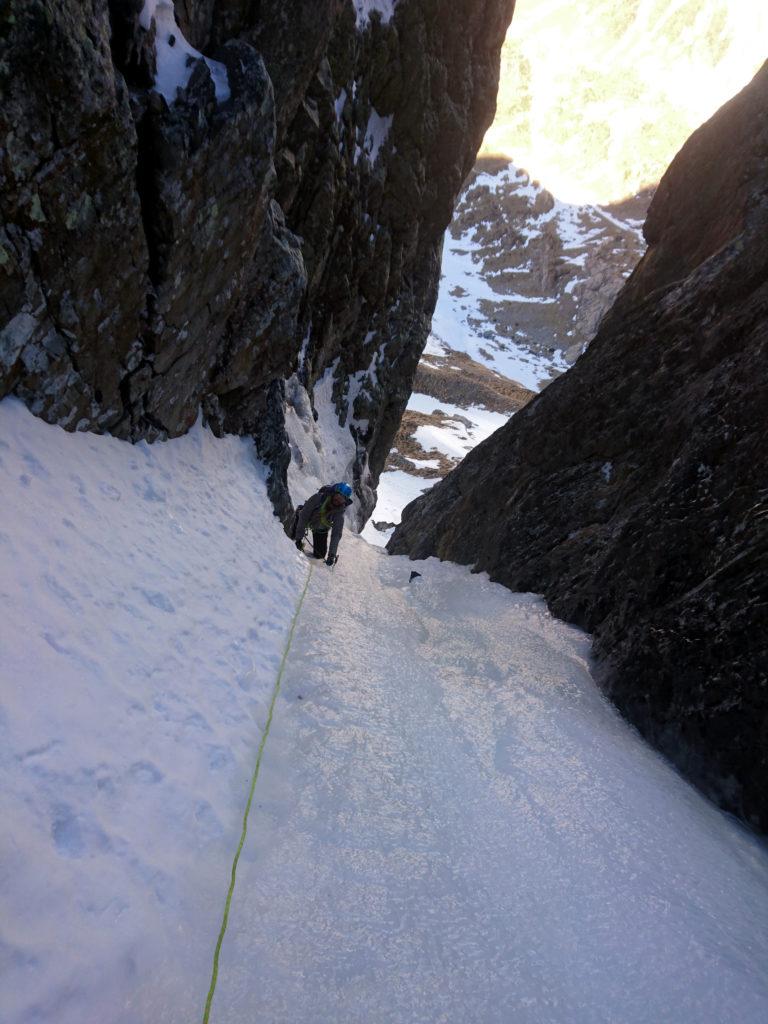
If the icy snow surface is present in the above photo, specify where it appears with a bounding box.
[3,399,768,1023]
[140,1,230,104]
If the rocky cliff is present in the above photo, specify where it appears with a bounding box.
[389,63,768,831]
[0,0,514,517]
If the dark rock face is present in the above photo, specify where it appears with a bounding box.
[389,63,768,831]
[1,0,147,430]
[1,0,514,514]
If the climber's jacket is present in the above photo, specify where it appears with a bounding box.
[295,486,352,559]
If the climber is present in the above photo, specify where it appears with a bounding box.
[293,482,353,566]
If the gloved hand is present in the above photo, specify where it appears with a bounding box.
[295,538,303,550]
[325,556,335,567]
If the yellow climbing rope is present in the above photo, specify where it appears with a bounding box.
[202,560,314,1023]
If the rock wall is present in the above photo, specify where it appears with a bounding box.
[389,63,768,831]
[0,0,514,516]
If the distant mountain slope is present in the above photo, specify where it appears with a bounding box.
[485,0,768,204]
[435,160,649,374]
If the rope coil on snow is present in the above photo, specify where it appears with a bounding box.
[202,561,314,1023]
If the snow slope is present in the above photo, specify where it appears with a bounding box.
[0,400,307,1023]
[407,391,510,459]
[362,386,509,546]
[2,399,768,1023]
[361,469,442,547]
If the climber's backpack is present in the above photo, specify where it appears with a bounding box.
[290,504,304,540]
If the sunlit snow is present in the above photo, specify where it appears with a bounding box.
[407,391,509,441]
[360,469,441,547]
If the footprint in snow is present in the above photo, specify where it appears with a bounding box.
[45,573,81,612]
[51,804,111,859]
[16,739,61,762]
[98,481,121,500]
[140,589,175,613]
[184,711,212,733]
[207,745,234,771]
[22,450,50,480]
[129,761,164,785]
[194,800,224,839]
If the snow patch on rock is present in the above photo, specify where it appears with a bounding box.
[0,398,306,1022]
[353,1,397,30]
[140,0,230,104]
[353,107,393,166]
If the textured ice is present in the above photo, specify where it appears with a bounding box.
[211,542,768,1024]
[284,364,361,510]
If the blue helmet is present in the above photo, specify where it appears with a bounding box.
[334,482,353,498]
